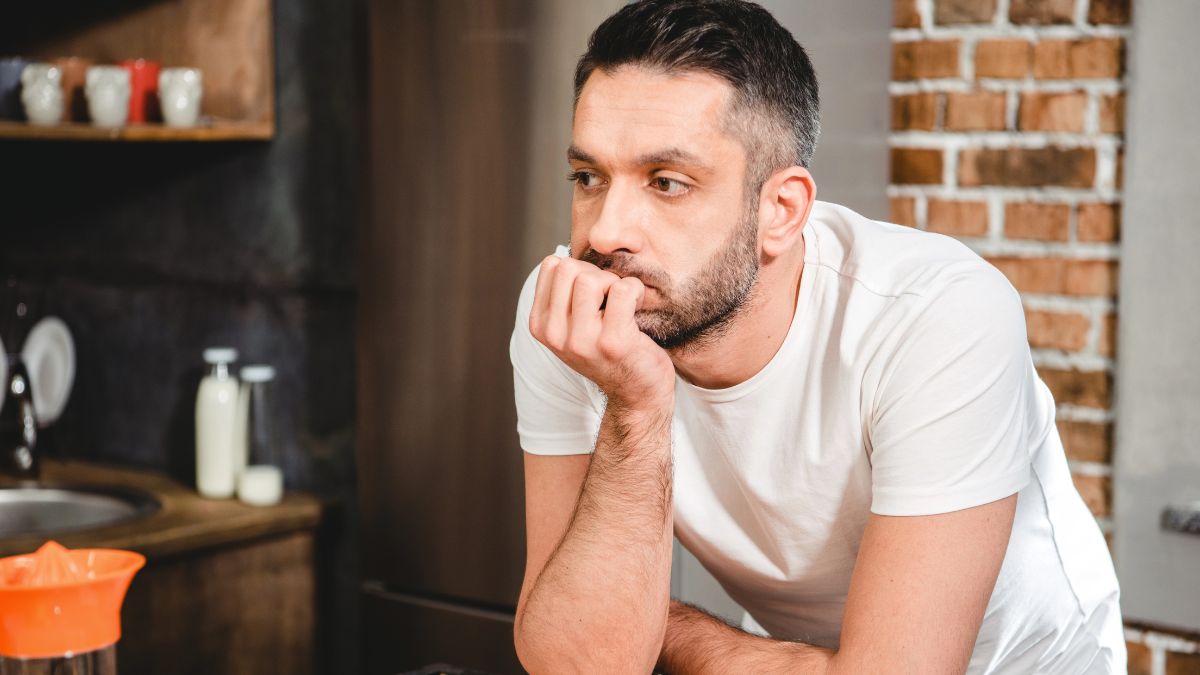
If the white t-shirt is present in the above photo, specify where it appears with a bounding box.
[510,200,1125,673]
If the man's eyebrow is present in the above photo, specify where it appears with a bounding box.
[633,147,709,169]
[567,144,710,170]
[567,144,596,163]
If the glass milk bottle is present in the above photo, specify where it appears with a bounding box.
[237,365,283,506]
[195,347,239,498]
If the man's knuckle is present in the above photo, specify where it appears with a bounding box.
[541,326,565,350]
[566,337,594,358]
[597,334,623,359]
[575,275,599,294]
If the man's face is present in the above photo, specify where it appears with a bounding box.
[569,66,761,350]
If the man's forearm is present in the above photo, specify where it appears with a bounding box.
[656,600,835,675]
[516,400,675,673]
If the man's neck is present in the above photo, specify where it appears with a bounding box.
[667,237,806,390]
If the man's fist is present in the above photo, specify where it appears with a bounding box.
[529,255,675,411]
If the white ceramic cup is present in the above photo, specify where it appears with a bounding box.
[158,68,203,127]
[85,66,131,128]
[20,63,63,126]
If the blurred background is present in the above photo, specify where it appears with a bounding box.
[0,1,1196,674]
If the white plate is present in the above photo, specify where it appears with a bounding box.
[0,333,7,414]
[21,316,75,427]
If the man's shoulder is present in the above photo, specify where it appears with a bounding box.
[808,200,997,302]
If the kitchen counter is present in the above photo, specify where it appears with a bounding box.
[0,459,322,559]
[1,460,328,675]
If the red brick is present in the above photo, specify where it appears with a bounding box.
[1010,0,1074,24]
[945,91,1007,131]
[1098,313,1117,357]
[985,256,1116,296]
[1033,41,1072,79]
[890,196,917,228]
[958,147,1096,188]
[975,39,1031,79]
[1089,0,1131,25]
[1099,93,1125,134]
[1039,367,1111,408]
[1071,473,1111,517]
[1066,259,1118,296]
[1005,202,1070,241]
[927,198,988,237]
[893,40,961,80]
[890,147,944,184]
[1034,38,1124,79]
[1057,420,1113,463]
[935,0,996,24]
[1166,650,1200,675]
[1026,309,1090,350]
[894,0,921,27]
[892,93,939,131]
[988,257,1066,294]
[1078,202,1120,242]
[1127,640,1152,675]
[1074,38,1124,78]
[1115,149,1124,189]
[1019,91,1087,132]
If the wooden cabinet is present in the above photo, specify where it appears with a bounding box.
[120,531,317,675]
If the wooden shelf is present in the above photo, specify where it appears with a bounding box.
[0,118,274,142]
[3,0,275,141]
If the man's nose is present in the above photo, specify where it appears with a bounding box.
[588,181,645,256]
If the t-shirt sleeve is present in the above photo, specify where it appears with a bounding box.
[867,262,1035,516]
[509,258,603,455]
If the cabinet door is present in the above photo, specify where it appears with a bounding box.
[119,533,316,675]
[359,0,534,606]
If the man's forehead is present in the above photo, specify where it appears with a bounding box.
[571,66,739,167]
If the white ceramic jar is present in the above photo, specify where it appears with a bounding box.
[20,63,63,126]
[159,68,203,127]
[85,66,131,128]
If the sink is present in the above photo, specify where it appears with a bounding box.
[0,484,161,539]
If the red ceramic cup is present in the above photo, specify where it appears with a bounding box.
[120,59,161,124]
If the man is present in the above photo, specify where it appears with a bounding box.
[509,1,1124,672]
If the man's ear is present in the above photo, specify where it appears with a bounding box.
[757,166,816,259]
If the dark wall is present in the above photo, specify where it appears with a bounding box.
[0,0,365,672]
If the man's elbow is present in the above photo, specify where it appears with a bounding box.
[514,617,664,674]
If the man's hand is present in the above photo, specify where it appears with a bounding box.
[529,255,675,411]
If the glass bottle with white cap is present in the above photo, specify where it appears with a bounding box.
[237,364,283,506]
[195,347,239,498]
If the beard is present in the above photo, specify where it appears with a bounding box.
[577,202,760,350]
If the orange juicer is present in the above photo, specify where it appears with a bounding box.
[0,540,144,673]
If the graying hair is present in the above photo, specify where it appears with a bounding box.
[575,0,822,193]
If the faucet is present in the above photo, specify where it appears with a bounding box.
[0,354,39,481]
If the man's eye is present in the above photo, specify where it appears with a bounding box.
[568,170,603,189]
[650,176,688,196]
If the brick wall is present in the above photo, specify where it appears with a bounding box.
[889,0,1199,670]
